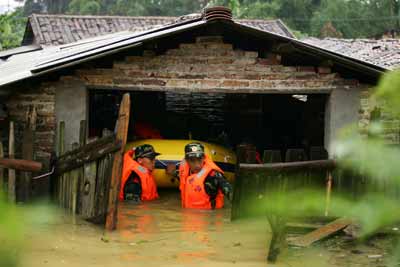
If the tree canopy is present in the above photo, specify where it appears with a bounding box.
[1,0,399,50]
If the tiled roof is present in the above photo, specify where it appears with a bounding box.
[303,37,400,70]
[23,13,295,46]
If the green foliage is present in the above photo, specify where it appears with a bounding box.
[0,9,26,50]
[374,70,400,117]
[0,194,22,267]
[0,192,56,266]
[6,0,400,42]
[255,71,400,264]
[68,0,101,15]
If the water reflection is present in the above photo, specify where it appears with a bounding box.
[21,191,269,267]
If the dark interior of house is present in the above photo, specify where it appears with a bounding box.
[89,90,327,161]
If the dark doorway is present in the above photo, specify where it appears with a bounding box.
[89,90,327,158]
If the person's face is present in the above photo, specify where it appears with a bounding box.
[138,157,156,171]
[187,157,205,173]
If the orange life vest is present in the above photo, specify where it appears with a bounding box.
[119,150,159,201]
[179,155,224,209]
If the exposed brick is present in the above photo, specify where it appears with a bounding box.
[221,80,250,88]
[244,51,259,58]
[196,36,224,43]
[143,50,156,57]
[257,58,279,65]
[125,56,146,63]
[318,67,331,74]
[233,58,257,65]
[297,66,316,73]
[84,75,113,85]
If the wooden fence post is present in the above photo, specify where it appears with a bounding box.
[58,121,65,207]
[325,171,333,216]
[77,120,86,214]
[70,142,79,214]
[81,138,98,219]
[8,121,16,203]
[105,93,130,231]
[21,106,37,202]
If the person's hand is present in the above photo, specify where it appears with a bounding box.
[227,191,234,202]
[166,163,176,176]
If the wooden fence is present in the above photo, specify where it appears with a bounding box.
[53,93,130,229]
[231,159,400,220]
[53,124,120,222]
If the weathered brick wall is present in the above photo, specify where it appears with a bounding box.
[359,89,400,144]
[76,36,360,92]
[6,82,56,166]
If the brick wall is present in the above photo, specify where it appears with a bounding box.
[359,90,400,144]
[6,82,56,167]
[76,36,360,93]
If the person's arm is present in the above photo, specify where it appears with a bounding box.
[204,171,233,202]
[213,171,233,200]
[166,163,180,180]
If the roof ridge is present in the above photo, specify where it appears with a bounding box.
[31,13,178,20]
[31,13,290,23]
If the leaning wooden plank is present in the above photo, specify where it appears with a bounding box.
[105,93,130,231]
[57,134,115,161]
[55,139,121,175]
[0,158,42,172]
[289,217,352,247]
[8,121,16,203]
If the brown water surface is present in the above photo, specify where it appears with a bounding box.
[21,191,269,267]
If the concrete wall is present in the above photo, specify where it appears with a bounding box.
[55,78,87,153]
[325,87,363,156]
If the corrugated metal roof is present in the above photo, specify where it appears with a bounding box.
[24,13,295,46]
[0,45,41,59]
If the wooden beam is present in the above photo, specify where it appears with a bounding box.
[105,93,130,231]
[288,217,352,247]
[55,138,121,176]
[240,160,336,173]
[0,158,42,172]
[57,134,115,161]
[86,84,333,94]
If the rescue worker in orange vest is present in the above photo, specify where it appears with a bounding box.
[119,144,159,202]
[178,142,233,209]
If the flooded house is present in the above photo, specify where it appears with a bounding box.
[0,7,396,204]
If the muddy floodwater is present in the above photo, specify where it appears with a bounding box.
[20,191,393,267]
[21,191,269,267]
